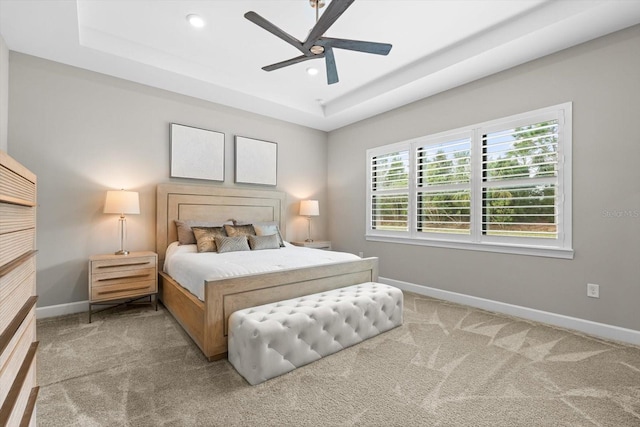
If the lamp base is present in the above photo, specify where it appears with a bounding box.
[114,250,130,255]
[305,239,314,242]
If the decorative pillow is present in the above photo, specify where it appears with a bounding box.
[248,234,280,251]
[224,224,256,238]
[215,236,251,253]
[252,222,285,247]
[192,226,228,253]
[175,220,231,245]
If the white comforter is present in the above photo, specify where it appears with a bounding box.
[163,242,361,301]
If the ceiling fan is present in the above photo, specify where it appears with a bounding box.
[244,0,392,85]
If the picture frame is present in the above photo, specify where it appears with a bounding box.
[234,136,278,186]
[170,123,225,181]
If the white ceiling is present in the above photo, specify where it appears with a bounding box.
[1,0,639,131]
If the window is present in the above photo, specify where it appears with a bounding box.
[366,103,572,258]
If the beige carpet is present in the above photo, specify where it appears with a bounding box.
[36,292,640,426]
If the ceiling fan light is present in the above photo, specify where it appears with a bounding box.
[309,0,326,9]
[187,14,205,28]
[306,67,319,76]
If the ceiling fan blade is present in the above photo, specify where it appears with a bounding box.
[324,46,339,85]
[303,0,355,50]
[262,54,322,72]
[245,11,306,54]
[321,37,392,55]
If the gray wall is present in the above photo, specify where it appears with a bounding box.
[8,53,329,308]
[6,25,640,332]
[0,34,8,152]
[328,25,640,331]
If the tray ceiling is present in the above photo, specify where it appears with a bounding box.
[1,0,639,131]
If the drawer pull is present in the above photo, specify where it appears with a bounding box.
[97,261,150,269]
[97,273,150,282]
[97,285,149,295]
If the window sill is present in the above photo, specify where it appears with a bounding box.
[365,235,574,259]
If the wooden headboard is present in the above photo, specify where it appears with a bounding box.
[156,183,286,262]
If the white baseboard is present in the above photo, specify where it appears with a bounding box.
[36,300,89,319]
[381,277,640,347]
[36,280,640,347]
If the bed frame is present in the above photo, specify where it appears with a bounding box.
[156,183,378,361]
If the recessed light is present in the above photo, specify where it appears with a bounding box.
[306,67,319,76]
[187,14,205,28]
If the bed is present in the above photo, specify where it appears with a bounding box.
[156,183,379,361]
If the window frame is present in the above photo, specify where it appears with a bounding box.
[365,103,573,259]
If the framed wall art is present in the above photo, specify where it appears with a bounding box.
[234,136,277,186]
[170,123,225,181]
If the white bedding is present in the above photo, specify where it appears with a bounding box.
[163,242,361,301]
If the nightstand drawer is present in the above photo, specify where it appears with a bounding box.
[91,255,156,272]
[91,266,156,288]
[91,278,156,302]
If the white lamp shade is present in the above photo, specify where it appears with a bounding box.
[104,190,140,215]
[299,200,319,217]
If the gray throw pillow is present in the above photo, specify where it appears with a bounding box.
[215,236,251,253]
[248,234,280,250]
[252,222,285,247]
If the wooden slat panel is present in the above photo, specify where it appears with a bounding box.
[0,263,35,340]
[20,386,39,427]
[0,296,38,366]
[0,342,38,427]
[4,362,35,427]
[0,204,35,235]
[0,164,36,207]
[0,229,35,269]
[0,251,37,280]
[0,152,36,185]
[0,256,35,300]
[0,312,36,405]
[0,305,36,374]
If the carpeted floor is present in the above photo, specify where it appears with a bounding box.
[36,292,640,426]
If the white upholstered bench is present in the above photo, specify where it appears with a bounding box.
[228,282,403,385]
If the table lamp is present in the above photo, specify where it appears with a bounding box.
[104,190,140,255]
[299,200,319,242]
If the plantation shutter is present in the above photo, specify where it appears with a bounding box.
[369,149,410,232]
[481,119,559,239]
[416,135,471,235]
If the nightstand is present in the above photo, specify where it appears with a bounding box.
[290,241,332,250]
[88,251,158,322]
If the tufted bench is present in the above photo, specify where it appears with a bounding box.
[228,282,403,385]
